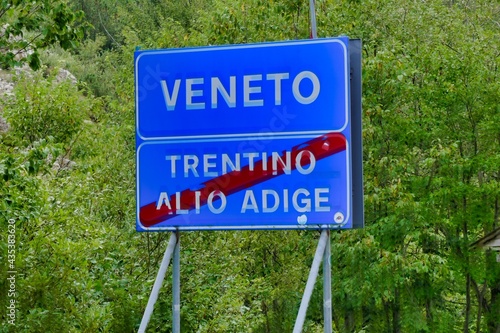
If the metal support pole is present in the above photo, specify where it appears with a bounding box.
[309,0,318,38]
[138,233,178,333]
[293,230,328,333]
[172,232,181,333]
[323,231,332,333]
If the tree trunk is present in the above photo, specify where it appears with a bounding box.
[344,308,354,333]
[425,297,433,331]
[487,270,500,333]
[489,198,500,332]
[476,284,483,333]
[471,278,488,333]
[464,273,471,333]
[384,300,392,333]
[393,287,401,333]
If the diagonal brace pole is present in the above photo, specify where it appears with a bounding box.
[138,232,178,333]
[293,230,329,333]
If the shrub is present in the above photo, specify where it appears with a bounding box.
[3,71,89,145]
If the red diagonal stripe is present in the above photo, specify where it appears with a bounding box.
[139,132,346,227]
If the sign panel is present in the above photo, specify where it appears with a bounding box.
[135,37,355,231]
[135,39,349,140]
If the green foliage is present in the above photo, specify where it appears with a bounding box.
[2,71,93,145]
[1,0,499,332]
[70,0,210,49]
[177,230,317,332]
[0,0,86,70]
[40,36,120,98]
[340,0,500,331]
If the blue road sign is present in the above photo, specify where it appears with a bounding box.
[135,37,352,231]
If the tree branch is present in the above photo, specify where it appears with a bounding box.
[12,33,43,58]
[97,7,121,47]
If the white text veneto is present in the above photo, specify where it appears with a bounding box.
[161,71,320,110]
